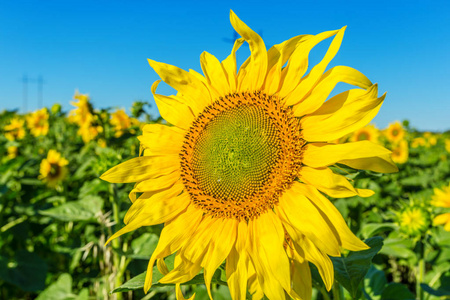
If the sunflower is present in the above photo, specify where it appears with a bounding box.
[4,117,26,141]
[7,146,18,160]
[26,108,49,137]
[101,11,397,299]
[431,184,450,231]
[397,207,429,236]
[391,140,408,164]
[411,137,426,148]
[110,109,138,137]
[39,149,69,187]
[384,121,404,143]
[350,125,379,143]
[69,91,93,126]
[446,139,450,153]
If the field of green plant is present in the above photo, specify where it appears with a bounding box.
[1,92,450,300]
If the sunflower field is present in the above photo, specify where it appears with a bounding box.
[2,12,450,300]
[1,92,450,300]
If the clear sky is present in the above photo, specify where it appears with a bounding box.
[1,0,449,131]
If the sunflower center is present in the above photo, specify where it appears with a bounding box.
[192,105,280,200]
[49,163,61,178]
[180,91,305,221]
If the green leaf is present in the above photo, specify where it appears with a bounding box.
[0,251,48,292]
[39,195,104,222]
[79,178,109,198]
[36,273,74,300]
[379,238,415,260]
[130,233,159,259]
[421,283,450,296]
[364,265,387,299]
[361,223,397,239]
[380,283,414,300]
[331,236,384,298]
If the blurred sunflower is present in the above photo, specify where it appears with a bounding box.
[39,150,69,187]
[26,108,49,137]
[385,121,404,143]
[446,139,450,152]
[431,184,450,231]
[7,146,18,159]
[391,140,408,164]
[397,207,429,237]
[4,117,26,141]
[79,121,103,143]
[350,124,379,143]
[101,11,397,299]
[110,109,138,137]
[411,137,426,148]
[69,91,93,125]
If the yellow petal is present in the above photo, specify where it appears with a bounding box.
[293,66,373,117]
[144,205,203,292]
[200,51,230,97]
[202,218,238,299]
[433,213,450,226]
[264,35,311,95]
[159,253,203,284]
[296,183,369,251]
[151,80,195,130]
[277,184,340,256]
[291,259,312,300]
[180,216,223,263]
[124,181,185,224]
[175,284,195,300]
[148,59,211,115]
[284,26,346,106]
[221,38,245,92]
[300,85,385,141]
[226,245,249,300]
[300,166,374,198]
[105,192,189,246]
[100,155,179,183]
[230,10,267,91]
[280,29,339,102]
[248,211,291,299]
[130,170,180,195]
[298,236,334,291]
[139,124,185,156]
[303,141,392,169]
[339,153,399,173]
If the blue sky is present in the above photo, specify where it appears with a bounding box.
[1,0,449,131]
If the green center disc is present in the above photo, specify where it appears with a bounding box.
[191,104,280,201]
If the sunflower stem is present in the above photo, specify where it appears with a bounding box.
[417,239,425,300]
[109,183,124,300]
[332,281,343,300]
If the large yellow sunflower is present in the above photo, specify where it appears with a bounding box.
[101,11,397,299]
[26,108,49,137]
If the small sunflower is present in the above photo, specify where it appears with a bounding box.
[26,108,49,137]
[79,121,103,143]
[69,91,93,125]
[445,139,450,152]
[39,150,69,187]
[385,121,404,143]
[391,140,408,164]
[350,125,379,143]
[101,11,397,299]
[7,146,18,159]
[4,117,26,141]
[411,137,426,148]
[397,207,429,237]
[110,109,138,137]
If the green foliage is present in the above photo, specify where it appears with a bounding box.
[1,103,450,300]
